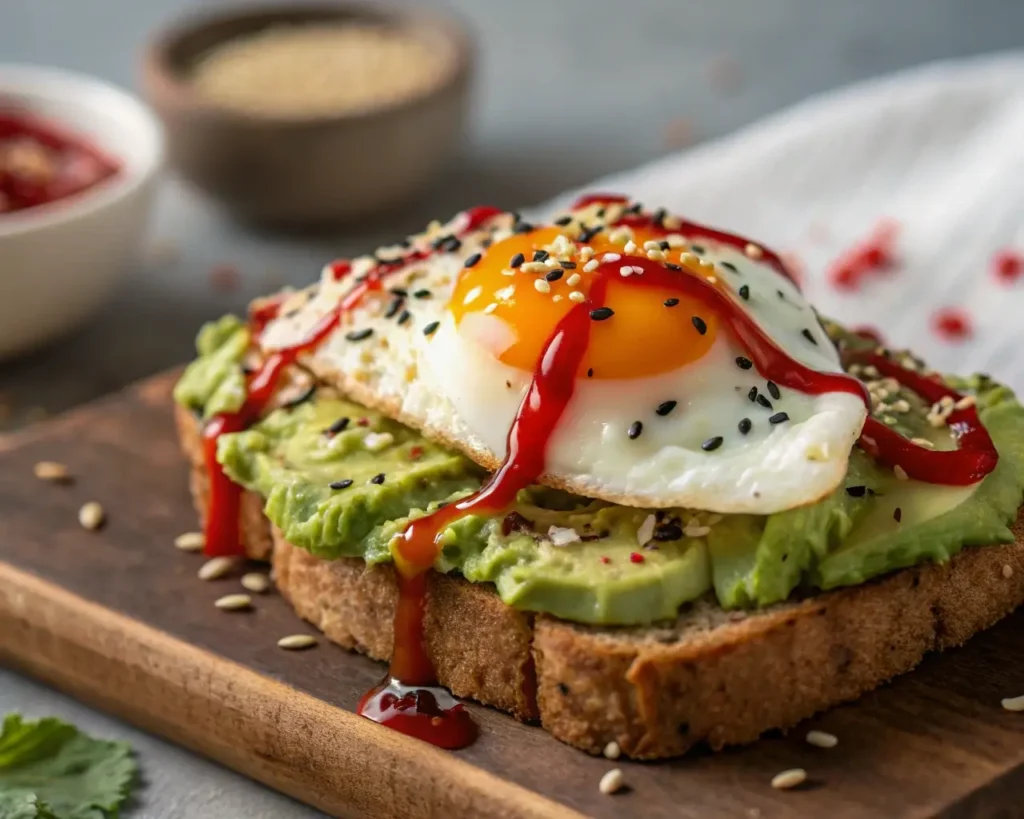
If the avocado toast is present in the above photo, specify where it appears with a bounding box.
[173,197,1024,758]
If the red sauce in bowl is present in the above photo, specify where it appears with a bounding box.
[0,107,121,215]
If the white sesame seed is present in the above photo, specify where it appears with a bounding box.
[214,593,252,611]
[521,261,548,274]
[363,431,395,452]
[684,524,712,538]
[623,240,638,254]
[501,268,515,276]
[569,290,585,303]
[911,437,935,450]
[631,265,645,275]
[679,252,698,265]
[34,461,71,482]
[1003,564,1014,579]
[745,243,764,259]
[619,265,634,277]
[891,399,911,413]
[483,303,497,314]
[706,275,718,284]
[643,240,662,251]
[495,285,515,301]
[894,465,909,481]
[552,294,563,302]
[198,556,236,581]
[78,502,105,531]
[954,395,977,411]
[805,730,838,749]
[598,768,625,795]
[603,741,621,760]
[666,234,685,247]
[566,273,581,287]
[637,514,656,547]
[939,395,955,409]
[241,573,271,594]
[863,365,881,378]
[278,634,318,650]
[583,260,600,273]
[579,246,594,261]
[646,249,666,261]
[602,252,621,263]
[1001,695,1024,711]
[771,768,807,790]
[174,531,206,551]
[534,279,551,293]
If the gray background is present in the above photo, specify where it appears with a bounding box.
[2,1,1023,816]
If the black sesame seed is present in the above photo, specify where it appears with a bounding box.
[735,356,753,370]
[545,269,563,282]
[397,309,412,325]
[370,473,386,485]
[510,252,525,269]
[756,394,774,410]
[802,328,818,345]
[776,289,786,300]
[423,321,440,336]
[578,225,602,243]
[560,260,577,269]
[690,244,705,255]
[659,240,671,251]
[691,316,708,335]
[557,682,570,695]
[345,328,373,342]
[701,436,724,452]
[769,412,789,424]
[587,368,594,378]
[665,263,682,271]
[721,261,738,273]
[554,215,573,226]
[664,297,680,307]
[513,221,535,234]
[329,479,353,490]
[533,249,549,262]
[652,207,667,227]
[628,421,643,440]
[846,485,867,498]
[656,400,677,416]
[325,417,350,435]
[653,523,683,542]
[390,287,408,297]
[384,297,404,319]
[414,289,432,299]
[590,307,614,321]
[738,418,752,435]
[282,385,316,410]
[767,381,781,400]
[463,252,482,268]
[625,202,643,214]
[738,284,750,300]
[748,386,758,402]
[894,507,903,523]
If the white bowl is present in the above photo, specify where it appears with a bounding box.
[0,65,164,359]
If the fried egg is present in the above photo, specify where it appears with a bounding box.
[260,200,866,514]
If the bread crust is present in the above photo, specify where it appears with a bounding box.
[177,401,1024,758]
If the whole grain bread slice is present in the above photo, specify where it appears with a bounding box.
[176,402,1024,759]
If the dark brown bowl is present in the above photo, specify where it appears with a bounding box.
[141,2,474,228]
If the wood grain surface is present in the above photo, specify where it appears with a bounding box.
[1,371,1023,819]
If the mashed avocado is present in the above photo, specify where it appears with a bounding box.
[177,315,1024,625]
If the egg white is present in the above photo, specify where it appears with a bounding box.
[261,215,867,514]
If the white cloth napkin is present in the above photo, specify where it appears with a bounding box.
[541,53,1024,390]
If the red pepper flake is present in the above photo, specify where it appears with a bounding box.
[932,307,972,341]
[408,445,424,461]
[209,264,240,293]
[993,249,1022,284]
[328,259,351,280]
[599,556,611,565]
[629,552,645,564]
[357,417,370,427]
[827,219,900,291]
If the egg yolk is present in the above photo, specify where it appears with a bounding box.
[448,226,722,379]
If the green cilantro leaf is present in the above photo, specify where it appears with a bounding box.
[0,714,135,819]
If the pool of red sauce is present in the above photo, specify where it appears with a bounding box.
[200,194,997,750]
[0,108,120,214]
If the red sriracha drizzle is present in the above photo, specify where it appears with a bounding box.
[203,195,999,751]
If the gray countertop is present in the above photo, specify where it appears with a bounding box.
[2,0,1024,816]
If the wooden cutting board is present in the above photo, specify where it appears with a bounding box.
[1,371,1022,819]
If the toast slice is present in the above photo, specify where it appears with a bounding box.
[176,403,1024,758]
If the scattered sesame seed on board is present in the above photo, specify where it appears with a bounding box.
[214,593,252,612]
[771,768,807,790]
[278,634,318,650]
[78,502,105,531]
[1003,564,1014,579]
[198,556,235,581]
[1001,695,1024,712]
[34,461,71,483]
[241,573,271,594]
[894,464,909,481]
[174,531,206,551]
[806,730,838,748]
[598,768,625,795]
[744,243,763,259]
[603,741,621,760]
